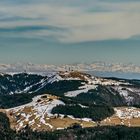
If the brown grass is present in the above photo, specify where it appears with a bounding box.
[59,71,91,81]
[1,97,140,131]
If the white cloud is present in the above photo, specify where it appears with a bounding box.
[58,12,140,42]
[0,1,140,42]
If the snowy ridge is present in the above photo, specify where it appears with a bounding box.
[7,94,65,131]
[115,107,140,119]
[4,94,140,131]
[8,94,65,115]
[0,71,139,105]
[47,73,63,84]
[5,94,96,131]
[65,84,98,97]
[64,72,130,98]
[113,87,135,105]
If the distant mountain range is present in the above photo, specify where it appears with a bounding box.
[0,62,140,73]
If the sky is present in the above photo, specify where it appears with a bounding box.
[0,0,140,65]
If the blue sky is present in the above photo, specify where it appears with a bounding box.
[0,0,140,64]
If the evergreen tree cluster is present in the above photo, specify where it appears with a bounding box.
[52,104,114,122]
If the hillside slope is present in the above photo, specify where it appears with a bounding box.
[0,71,140,107]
